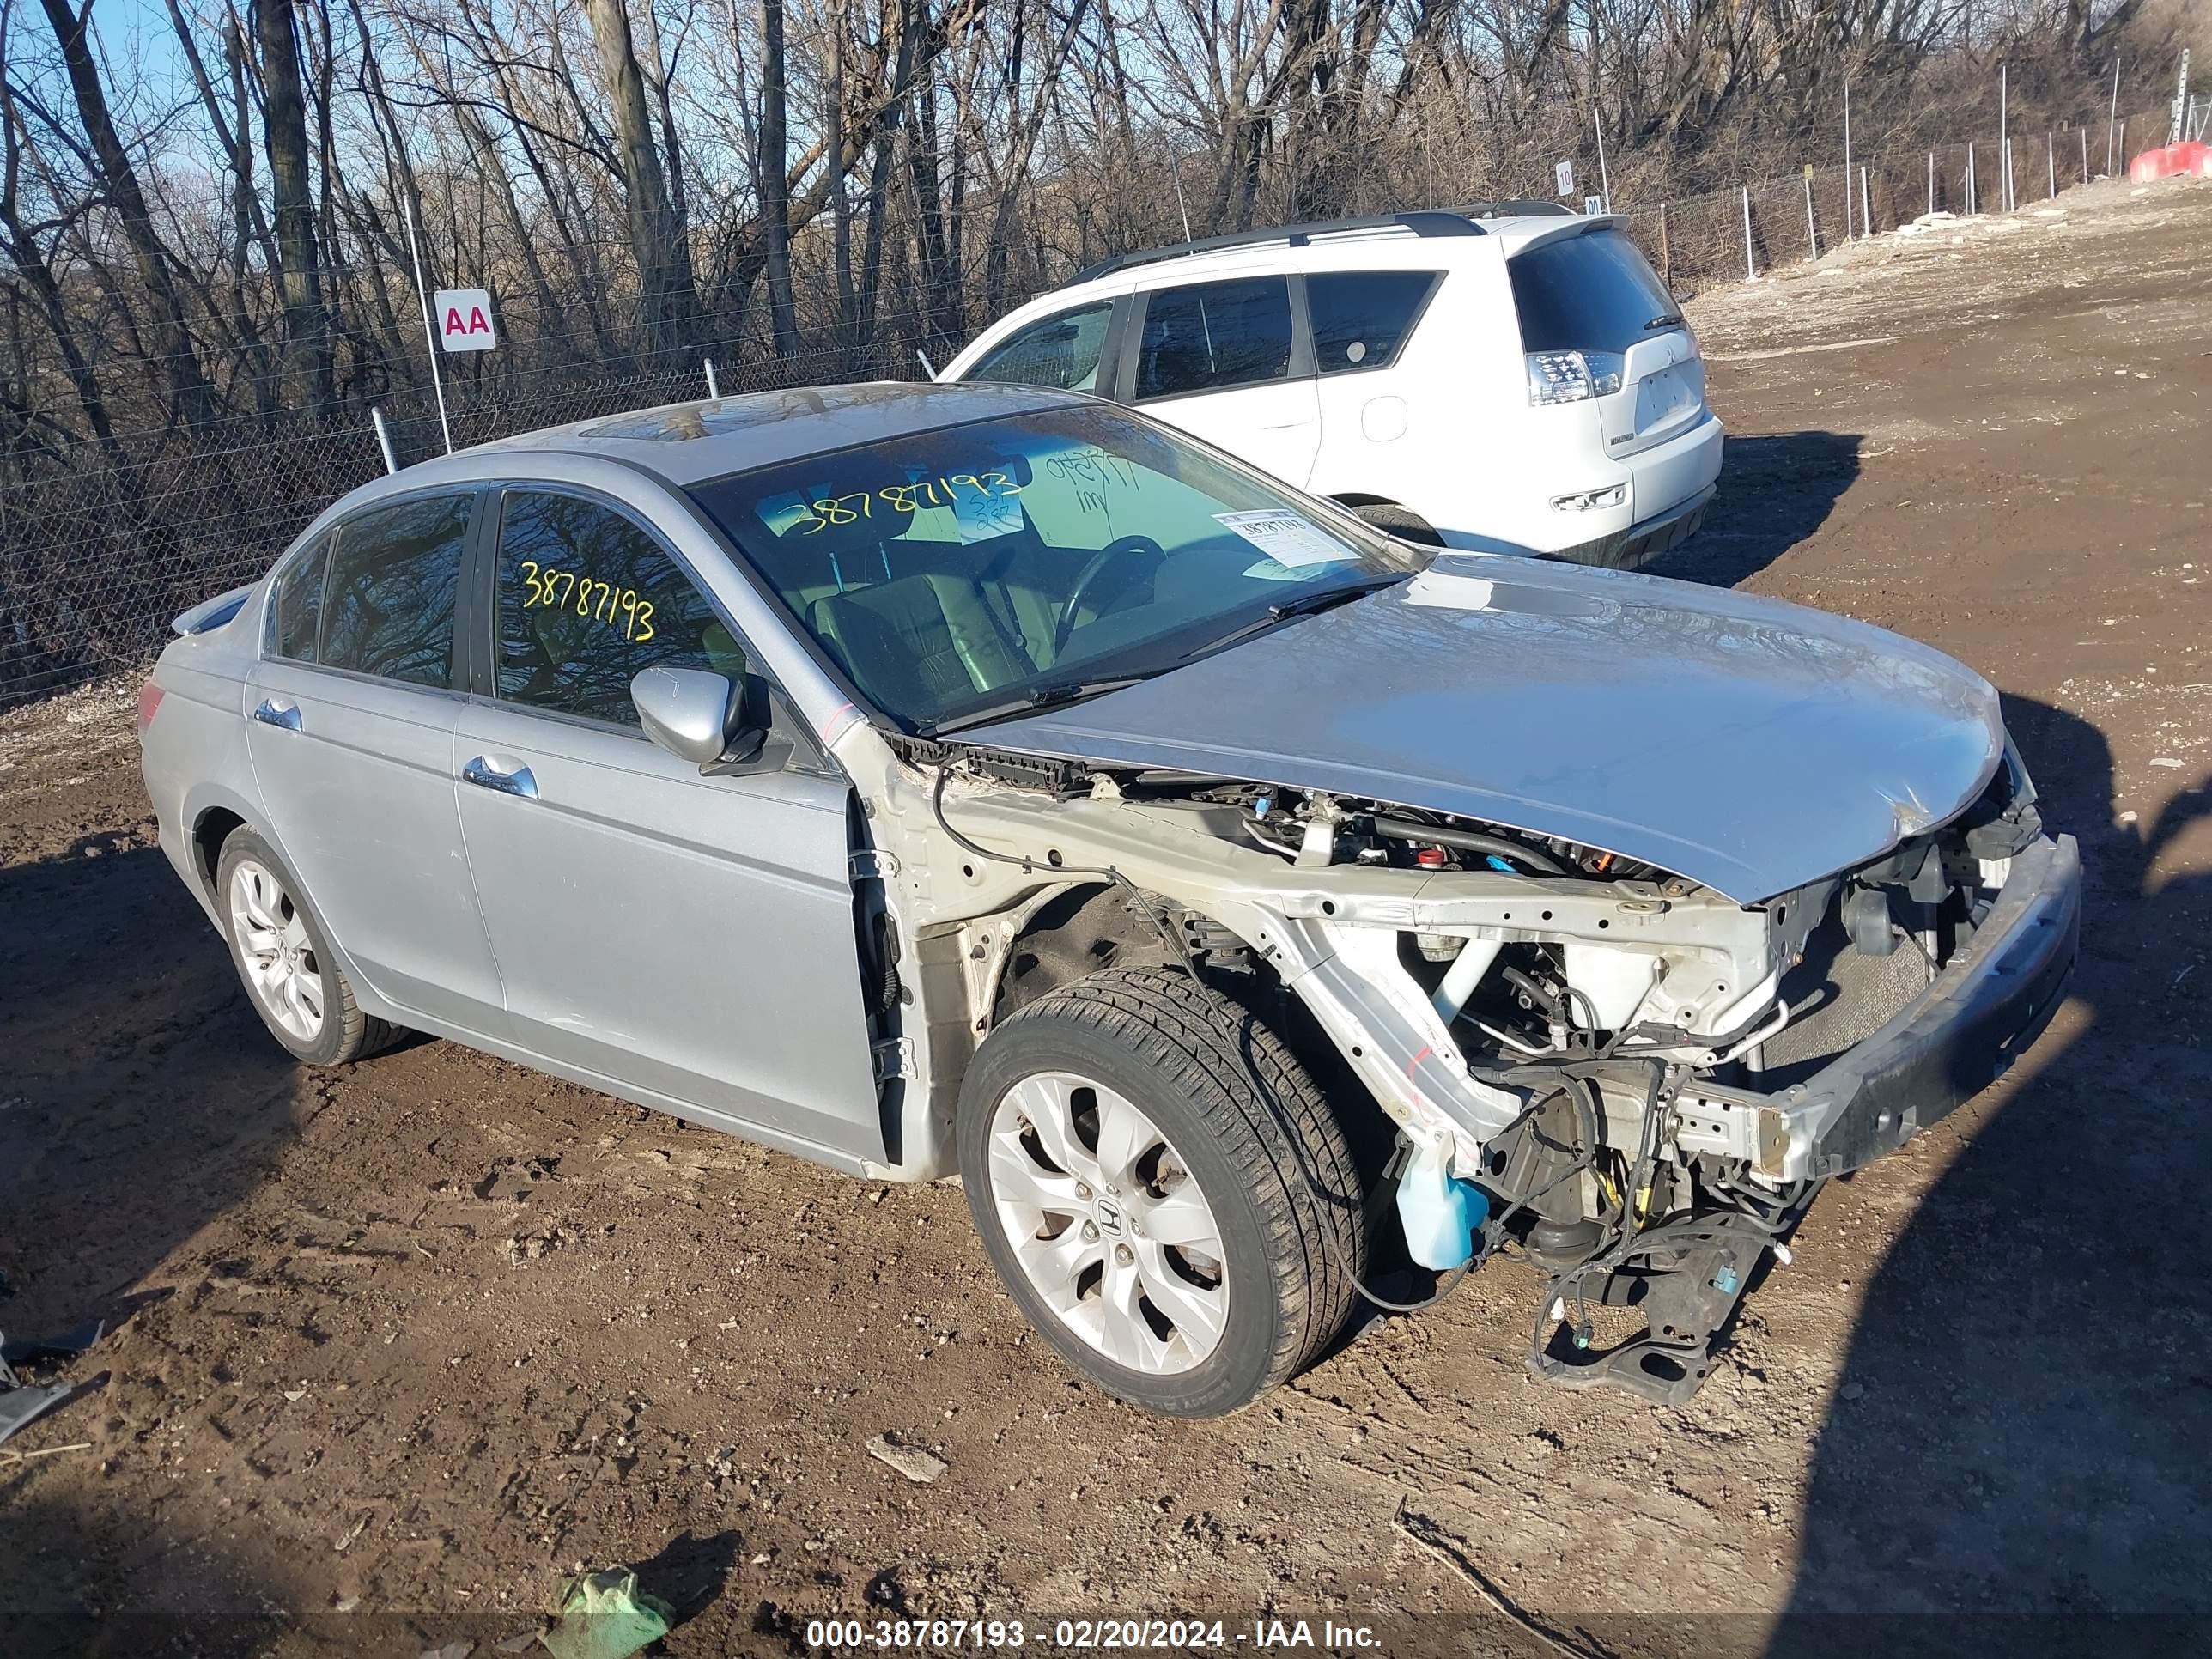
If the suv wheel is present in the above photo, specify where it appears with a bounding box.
[216,829,398,1066]
[1347,501,1444,546]
[957,968,1364,1416]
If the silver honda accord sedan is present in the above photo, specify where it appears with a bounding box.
[139,382,2079,1414]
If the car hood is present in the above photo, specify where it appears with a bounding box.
[967,556,2005,902]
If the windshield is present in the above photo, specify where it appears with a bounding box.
[686,404,1420,732]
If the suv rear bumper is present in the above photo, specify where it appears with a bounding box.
[1733,833,2081,1183]
[1545,411,1724,569]
[1547,482,1714,570]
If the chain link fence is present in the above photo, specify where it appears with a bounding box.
[0,319,939,704]
[0,101,2179,707]
[1613,106,2171,291]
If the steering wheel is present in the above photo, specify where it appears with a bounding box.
[1055,535,1164,655]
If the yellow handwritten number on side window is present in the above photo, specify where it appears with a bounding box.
[518,561,654,642]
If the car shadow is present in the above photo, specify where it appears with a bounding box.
[1766,695,2212,1650]
[0,836,301,1389]
[1643,431,1861,588]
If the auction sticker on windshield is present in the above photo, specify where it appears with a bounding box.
[1213,509,1361,570]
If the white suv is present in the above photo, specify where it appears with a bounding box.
[940,205,1723,567]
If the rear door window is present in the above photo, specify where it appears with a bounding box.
[493,489,743,728]
[1133,276,1294,400]
[319,495,474,688]
[965,301,1115,392]
[1507,229,1680,354]
[1307,270,1440,374]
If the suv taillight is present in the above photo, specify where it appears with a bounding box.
[1526,349,1625,404]
[136,680,164,734]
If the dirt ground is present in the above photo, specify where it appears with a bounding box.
[3,175,2209,1658]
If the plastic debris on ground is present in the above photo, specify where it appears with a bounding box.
[0,1320,104,1449]
[538,1567,675,1659]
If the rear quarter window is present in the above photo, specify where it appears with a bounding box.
[1507,229,1679,355]
[268,532,332,663]
[1306,270,1440,374]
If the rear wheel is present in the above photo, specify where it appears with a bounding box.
[957,969,1364,1416]
[216,829,397,1066]
[1346,500,1444,547]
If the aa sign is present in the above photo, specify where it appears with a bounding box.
[434,289,498,352]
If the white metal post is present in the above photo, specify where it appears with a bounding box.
[1966,143,1977,214]
[703,357,721,399]
[1928,149,1936,214]
[2108,58,2123,174]
[402,195,454,455]
[370,407,398,475]
[1804,173,1818,259]
[1860,165,1871,234]
[1741,185,1756,280]
[2080,126,2089,185]
[1844,81,1854,239]
[1592,106,1613,213]
[2047,131,2055,198]
[2000,63,2010,210]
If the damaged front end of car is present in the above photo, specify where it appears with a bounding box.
[865,732,2079,1406]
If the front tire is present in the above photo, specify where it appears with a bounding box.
[957,969,1364,1416]
[216,829,396,1066]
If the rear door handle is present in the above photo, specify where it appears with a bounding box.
[462,756,538,799]
[252,697,302,732]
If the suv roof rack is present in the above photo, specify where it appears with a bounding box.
[1060,209,1487,289]
[1461,198,1579,218]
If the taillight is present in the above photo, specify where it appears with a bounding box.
[136,680,165,734]
[1526,349,1625,404]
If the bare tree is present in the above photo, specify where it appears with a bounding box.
[254,0,335,416]
[31,0,220,424]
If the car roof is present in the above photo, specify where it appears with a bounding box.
[428,380,1090,491]
[1052,205,1603,292]
[948,210,1621,368]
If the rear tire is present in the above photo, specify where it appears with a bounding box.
[216,829,398,1066]
[957,968,1364,1416]
[1347,500,1445,547]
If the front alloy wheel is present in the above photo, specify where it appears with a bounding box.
[988,1071,1231,1376]
[958,968,1365,1416]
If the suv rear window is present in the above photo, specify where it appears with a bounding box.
[1507,228,1679,355]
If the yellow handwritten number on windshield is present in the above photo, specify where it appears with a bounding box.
[795,471,1021,534]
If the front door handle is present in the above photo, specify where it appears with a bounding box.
[462,756,538,799]
[252,697,302,732]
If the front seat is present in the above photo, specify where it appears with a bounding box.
[810,574,1036,714]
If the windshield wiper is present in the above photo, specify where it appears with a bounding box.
[922,674,1153,736]
[1181,574,1407,661]
[1644,313,1685,331]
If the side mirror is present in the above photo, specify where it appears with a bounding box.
[631,665,777,772]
